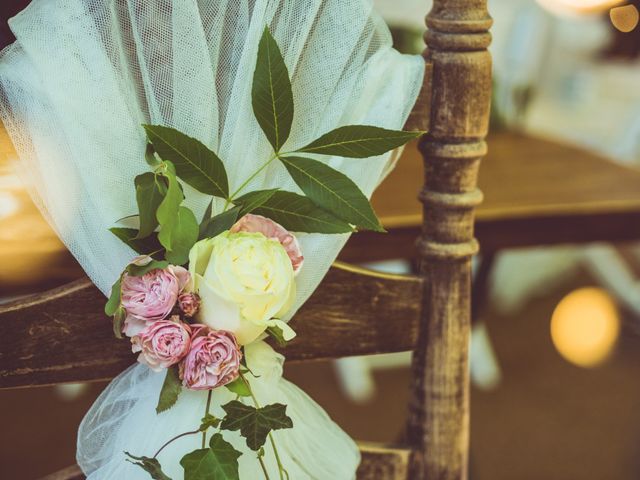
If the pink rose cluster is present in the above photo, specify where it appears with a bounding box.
[119,258,241,390]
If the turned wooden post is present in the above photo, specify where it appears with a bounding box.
[407,1,492,480]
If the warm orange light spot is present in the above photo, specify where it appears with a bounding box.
[550,287,620,367]
[610,4,640,32]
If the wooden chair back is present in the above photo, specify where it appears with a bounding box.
[0,1,492,479]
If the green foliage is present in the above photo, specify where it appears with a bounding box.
[112,306,126,340]
[105,277,122,317]
[180,434,242,480]
[145,143,161,168]
[199,413,220,432]
[266,325,288,347]
[279,156,383,232]
[220,401,293,451]
[156,366,182,414]
[126,259,170,277]
[125,453,172,480]
[134,172,167,239]
[252,27,294,152]
[297,125,423,158]
[144,125,229,198]
[109,227,163,256]
[233,189,278,217]
[225,377,252,397]
[199,206,241,240]
[250,191,352,234]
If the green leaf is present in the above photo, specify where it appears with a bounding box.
[199,200,214,235]
[225,377,251,397]
[156,166,184,252]
[252,27,294,152]
[110,227,163,255]
[144,124,229,198]
[266,326,288,347]
[126,259,170,277]
[134,173,167,239]
[156,366,182,414]
[279,156,383,232]
[251,191,352,234]
[113,306,126,340]
[199,413,220,432]
[233,189,278,217]
[199,207,241,240]
[297,125,423,158]
[145,142,161,168]
[220,401,293,451]
[105,277,122,317]
[180,434,241,480]
[125,453,172,480]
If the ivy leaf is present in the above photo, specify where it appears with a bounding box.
[252,26,294,152]
[266,326,288,347]
[297,125,423,158]
[105,277,122,317]
[199,413,220,432]
[251,191,352,234]
[144,124,229,198]
[225,377,251,397]
[180,434,242,480]
[199,207,241,240]
[279,156,383,232]
[126,259,170,277]
[233,189,278,217]
[125,453,172,480]
[110,227,163,256]
[112,306,126,340]
[156,366,182,414]
[220,401,293,451]
[134,172,167,239]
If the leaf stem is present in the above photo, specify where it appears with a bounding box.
[202,390,213,448]
[153,429,200,459]
[258,454,271,480]
[225,152,279,209]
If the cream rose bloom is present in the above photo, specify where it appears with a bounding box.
[188,231,297,345]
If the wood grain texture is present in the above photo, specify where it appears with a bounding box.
[407,1,492,480]
[0,262,422,388]
[356,443,412,480]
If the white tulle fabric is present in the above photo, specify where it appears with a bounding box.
[0,0,423,478]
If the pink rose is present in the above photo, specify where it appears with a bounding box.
[178,292,200,317]
[121,259,190,336]
[230,214,303,273]
[131,316,191,371]
[179,325,242,390]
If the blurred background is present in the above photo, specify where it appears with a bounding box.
[3,0,640,478]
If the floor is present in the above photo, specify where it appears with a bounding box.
[2,268,640,479]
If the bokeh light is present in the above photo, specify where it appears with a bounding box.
[537,0,624,16]
[551,287,620,367]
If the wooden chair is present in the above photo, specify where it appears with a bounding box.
[0,1,492,479]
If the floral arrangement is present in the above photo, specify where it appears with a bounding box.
[104,27,421,480]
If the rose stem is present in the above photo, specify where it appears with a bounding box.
[202,389,213,448]
[153,429,200,459]
[239,372,287,480]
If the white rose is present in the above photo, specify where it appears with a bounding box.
[188,231,296,345]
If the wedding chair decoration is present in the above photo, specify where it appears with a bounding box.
[0,0,426,478]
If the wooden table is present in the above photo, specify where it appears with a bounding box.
[3,128,640,293]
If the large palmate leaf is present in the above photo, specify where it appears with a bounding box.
[250,191,352,234]
[134,172,167,239]
[144,125,229,198]
[180,434,241,480]
[297,125,422,158]
[233,188,278,217]
[199,207,241,240]
[110,227,163,255]
[252,27,294,152]
[156,366,182,414]
[220,401,293,451]
[279,156,383,232]
[125,453,172,480]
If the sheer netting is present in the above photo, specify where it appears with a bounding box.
[0,0,424,478]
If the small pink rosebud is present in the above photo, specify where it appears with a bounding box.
[179,325,242,390]
[131,316,192,371]
[178,292,200,317]
[230,214,304,273]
